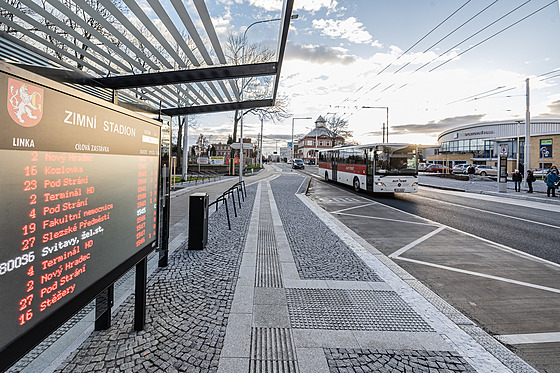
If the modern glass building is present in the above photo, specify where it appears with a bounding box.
[427,119,560,170]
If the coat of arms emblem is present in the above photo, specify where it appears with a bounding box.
[7,78,43,127]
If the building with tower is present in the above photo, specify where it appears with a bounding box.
[296,116,345,164]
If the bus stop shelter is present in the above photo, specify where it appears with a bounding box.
[0,0,294,118]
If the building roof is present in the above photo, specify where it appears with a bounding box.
[438,118,560,141]
[302,126,342,140]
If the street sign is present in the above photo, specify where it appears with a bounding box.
[230,142,253,150]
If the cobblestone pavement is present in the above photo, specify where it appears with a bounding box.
[50,185,257,373]
[324,348,476,373]
[271,176,381,282]
[8,170,539,372]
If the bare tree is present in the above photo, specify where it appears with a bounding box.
[225,34,291,144]
[326,114,352,146]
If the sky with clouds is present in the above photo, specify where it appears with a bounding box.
[189,0,560,154]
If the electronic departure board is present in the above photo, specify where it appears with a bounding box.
[0,64,161,368]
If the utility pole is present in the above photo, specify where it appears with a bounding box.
[524,78,531,188]
[182,115,188,180]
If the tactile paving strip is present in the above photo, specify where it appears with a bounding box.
[286,288,434,332]
[250,327,298,373]
[256,190,283,288]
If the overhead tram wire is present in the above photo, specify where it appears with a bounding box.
[351,0,511,107]
[467,87,517,101]
[326,1,556,124]
[537,68,560,78]
[382,0,531,98]
[415,0,532,73]
[447,65,560,105]
[539,72,560,82]
[393,0,499,75]
[364,0,552,104]
[335,0,473,107]
[446,86,506,105]
[429,0,558,72]
[375,0,473,77]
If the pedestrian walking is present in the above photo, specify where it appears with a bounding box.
[526,170,535,193]
[467,164,475,182]
[512,169,522,192]
[545,168,559,197]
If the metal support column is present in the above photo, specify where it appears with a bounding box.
[94,283,114,330]
[134,257,147,331]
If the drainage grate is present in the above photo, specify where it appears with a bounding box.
[250,327,298,373]
[286,288,434,332]
[256,190,283,288]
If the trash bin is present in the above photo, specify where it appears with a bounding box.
[188,192,209,250]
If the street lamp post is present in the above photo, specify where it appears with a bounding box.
[362,106,389,143]
[291,117,312,160]
[258,116,263,168]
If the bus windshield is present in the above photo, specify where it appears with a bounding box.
[375,145,417,175]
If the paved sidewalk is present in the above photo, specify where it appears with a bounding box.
[9,170,537,372]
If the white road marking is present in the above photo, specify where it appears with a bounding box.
[372,197,560,270]
[394,256,560,294]
[331,202,379,214]
[334,211,435,227]
[319,197,364,203]
[496,332,560,345]
[412,193,560,230]
[332,193,560,292]
[423,187,560,212]
[389,227,446,258]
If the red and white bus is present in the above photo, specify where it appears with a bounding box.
[318,143,418,193]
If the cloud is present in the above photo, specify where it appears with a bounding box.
[366,115,486,136]
[547,100,560,114]
[312,17,375,45]
[285,43,356,64]
[533,100,560,119]
[242,0,338,12]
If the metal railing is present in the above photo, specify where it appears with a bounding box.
[181,170,224,186]
[208,181,247,230]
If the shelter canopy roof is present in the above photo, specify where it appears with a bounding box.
[0,0,294,117]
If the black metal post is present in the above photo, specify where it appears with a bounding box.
[134,257,147,331]
[94,283,114,330]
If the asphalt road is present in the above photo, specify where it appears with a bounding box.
[295,165,560,373]
[373,189,560,265]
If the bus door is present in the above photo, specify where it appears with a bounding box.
[332,150,338,181]
[366,148,374,192]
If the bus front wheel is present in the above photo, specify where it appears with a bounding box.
[353,177,360,192]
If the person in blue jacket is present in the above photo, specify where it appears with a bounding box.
[545,168,559,197]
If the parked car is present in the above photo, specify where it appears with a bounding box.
[530,168,549,178]
[452,164,472,174]
[474,165,498,177]
[425,164,451,173]
[292,158,305,169]
[418,163,431,171]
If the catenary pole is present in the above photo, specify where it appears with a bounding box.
[524,78,531,189]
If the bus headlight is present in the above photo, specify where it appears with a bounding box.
[376,182,386,186]
[412,182,418,186]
